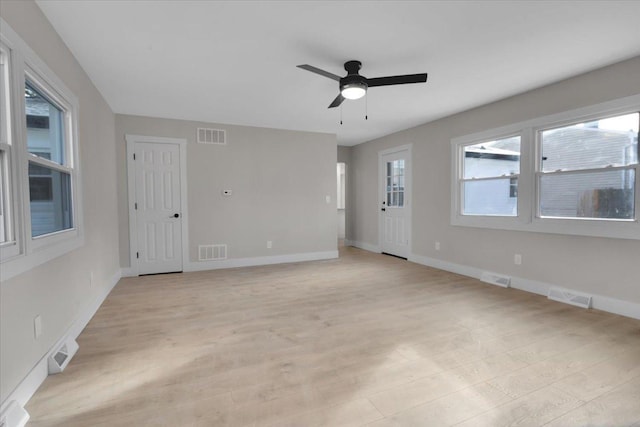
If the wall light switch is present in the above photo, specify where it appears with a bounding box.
[325,195,331,204]
[435,241,441,251]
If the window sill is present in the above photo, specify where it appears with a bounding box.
[451,214,640,240]
[0,233,84,281]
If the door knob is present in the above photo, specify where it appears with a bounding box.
[172,213,180,218]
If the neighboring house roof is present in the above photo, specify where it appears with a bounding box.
[465,145,520,161]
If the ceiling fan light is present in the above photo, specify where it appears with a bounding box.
[341,83,367,100]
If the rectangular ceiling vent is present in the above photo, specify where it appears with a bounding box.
[548,286,592,309]
[197,127,226,145]
[480,271,511,288]
[199,244,227,261]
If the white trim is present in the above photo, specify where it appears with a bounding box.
[450,94,640,240]
[120,267,137,278]
[408,253,640,320]
[345,239,381,253]
[0,269,121,416]
[378,144,412,257]
[125,134,189,276]
[186,250,338,272]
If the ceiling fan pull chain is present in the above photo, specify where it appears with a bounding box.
[365,95,368,120]
[340,104,343,125]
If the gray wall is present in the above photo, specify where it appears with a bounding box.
[348,56,640,304]
[115,115,337,266]
[0,1,120,403]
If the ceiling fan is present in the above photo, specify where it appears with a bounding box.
[297,60,428,108]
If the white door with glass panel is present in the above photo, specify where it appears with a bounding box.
[134,142,183,275]
[380,148,411,258]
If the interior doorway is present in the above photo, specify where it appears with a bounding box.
[337,162,346,245]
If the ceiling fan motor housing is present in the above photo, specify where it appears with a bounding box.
[340,60,368,94]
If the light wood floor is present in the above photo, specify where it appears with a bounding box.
[26,247,640,426]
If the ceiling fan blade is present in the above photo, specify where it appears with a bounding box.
[366,73,428,88]
[297,64,341,81]
[328,94,345,108]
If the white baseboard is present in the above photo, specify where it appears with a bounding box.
[409,253,483,280]
[186,250,339,272]
[408,253,640,320]
[120,267,137,277]
[0,269,122,423]
[344,240,381,253]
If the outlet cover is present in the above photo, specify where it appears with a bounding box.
[34,315,42,339]
[514,254,522,265]
[267,241,272,249]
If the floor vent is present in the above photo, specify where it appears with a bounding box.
[548,286,592,309]
[199,244,227,261]
[197,127,226,145]
[0,401,29,427]
[480,271,511,288]
[48,339,78,374]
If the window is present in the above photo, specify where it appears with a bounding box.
[25,81,74,237]
[538,113,638,220]
[461,136,520,216]
[386,159,405,207]
[451,95,640,240]
[0,43,14,249]
[1,19,83,279]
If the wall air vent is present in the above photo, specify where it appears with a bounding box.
[480,271,511,288]
[197,127,226,145]
[199,244,227,261]
[548,286,592,309]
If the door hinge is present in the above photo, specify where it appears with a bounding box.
[134,202,137,210]
[133,153,136,160]
[136,252,139,259]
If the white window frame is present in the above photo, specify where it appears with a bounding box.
[451,94,640,240]
[456,131,525,220]
[0,19,83,281]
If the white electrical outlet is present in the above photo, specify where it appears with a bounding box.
[34,315,42,339]
[267,240,272,249]
[435,241,441,251]
[514,254,522,265]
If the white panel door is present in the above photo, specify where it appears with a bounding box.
[380,149,410,258]
[135,142,182,274]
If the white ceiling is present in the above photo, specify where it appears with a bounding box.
[36,1,640,146]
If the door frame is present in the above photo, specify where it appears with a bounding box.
[126,134,189,276]
[378,144,412,256]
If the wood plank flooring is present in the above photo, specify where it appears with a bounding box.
[26,246,640,426]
